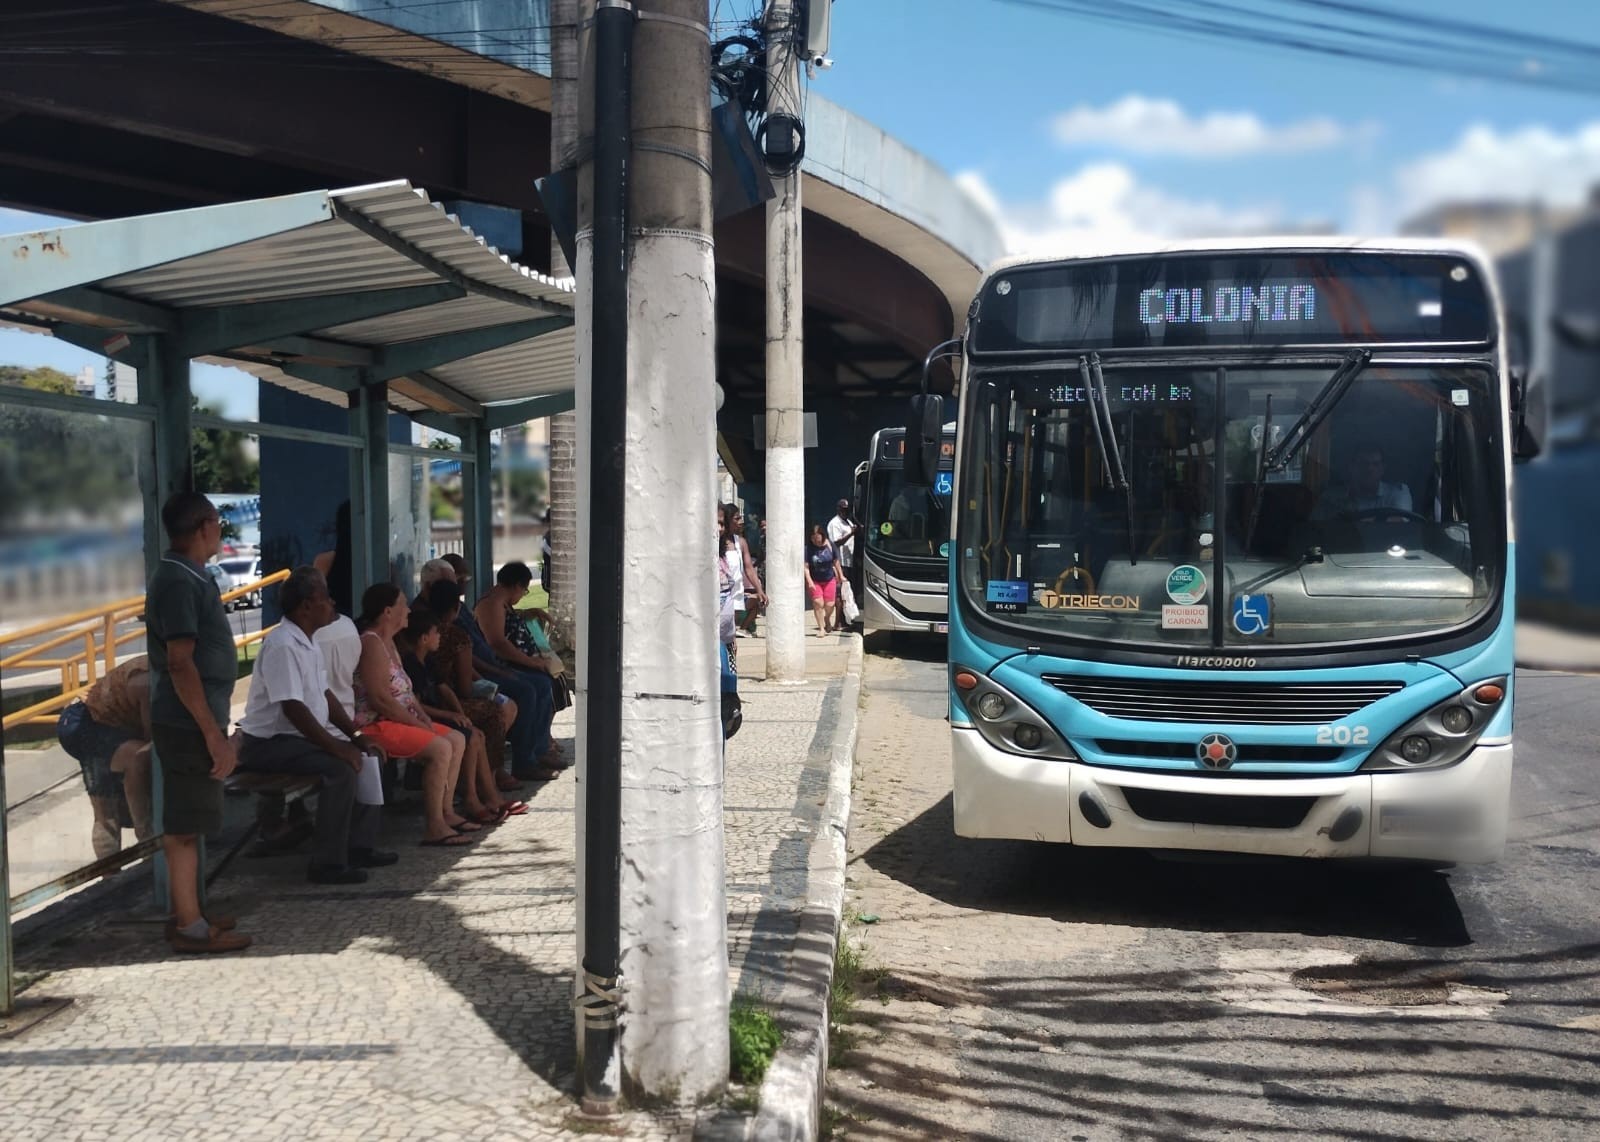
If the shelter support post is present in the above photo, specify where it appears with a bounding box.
[138,335,197,910]
[351,381,392,590]
[466,421,495,589]
[0,736,13,1016]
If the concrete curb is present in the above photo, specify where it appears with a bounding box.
[744,634,863,1142]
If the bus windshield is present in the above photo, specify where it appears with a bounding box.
[867,465,950,562]
[958,361,1505,648]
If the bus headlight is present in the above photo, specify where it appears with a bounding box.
[951,664,1077,761]
[1364,677,1507,772]
[867,572,887,596]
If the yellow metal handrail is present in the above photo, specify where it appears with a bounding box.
[1,568,289,731]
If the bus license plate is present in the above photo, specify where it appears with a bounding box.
[933,622,948,634]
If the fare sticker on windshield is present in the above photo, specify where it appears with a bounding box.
[1162,605,1208,630]
[1166,565,1208,605]
[986,580,1030,614]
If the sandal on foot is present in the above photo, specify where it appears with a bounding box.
[501,800,530,816]
[420,833,474,847]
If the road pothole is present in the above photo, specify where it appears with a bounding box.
[1217,948,1508,1018]
[1292,961,1469,1006]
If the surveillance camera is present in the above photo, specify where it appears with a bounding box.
[811,55,834,70]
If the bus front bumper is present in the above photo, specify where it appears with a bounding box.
[951,727,1511,863]
[863,584,948,634]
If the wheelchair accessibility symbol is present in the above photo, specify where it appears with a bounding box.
[1232,593,1272,636]
[934,471,953,496]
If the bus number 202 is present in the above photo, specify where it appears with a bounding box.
[1316,725,1370,746]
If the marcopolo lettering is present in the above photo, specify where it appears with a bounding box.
[1175,655,1259,668]
[1139,284,1316,326]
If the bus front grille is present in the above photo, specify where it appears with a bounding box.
[1095,740,1344,764]
[1121,788,1316,829]
[1044,675,1404,726]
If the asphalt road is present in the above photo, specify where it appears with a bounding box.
[826,640,1600,1141]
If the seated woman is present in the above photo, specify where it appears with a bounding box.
[423,579,562,784]
[396,607,528,824]
[352,583,476,846]
[55,654,154,860]
[473,561,564,772]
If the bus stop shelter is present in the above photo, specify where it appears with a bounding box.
[0,179,577,591]
[0,182,578,1002]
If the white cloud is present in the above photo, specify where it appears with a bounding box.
[1396,121,1600,216]
[1051,95,1374,158]
[958,163,1326,255]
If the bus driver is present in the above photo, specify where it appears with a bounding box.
[1313,444,1413,519]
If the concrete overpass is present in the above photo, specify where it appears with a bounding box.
[0,0,1001,523]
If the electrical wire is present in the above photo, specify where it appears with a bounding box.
[987,0,1600,97]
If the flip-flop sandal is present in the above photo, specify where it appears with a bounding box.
[466,808,501,825]
[449,820,485,833]
[420,834,474,847]
[501,801,530,816]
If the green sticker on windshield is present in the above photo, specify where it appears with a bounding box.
[1166,564,1207,605]
[939,541,950,558]
[880,522,894,536]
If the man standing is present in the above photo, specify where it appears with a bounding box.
[826,498,862,629]
[145,491,250,954]
[238,567,397,885]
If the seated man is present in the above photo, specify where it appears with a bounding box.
[55,655,155,860]
[237,566,397,885]
[1313,444,1414,519]
[474,560,564,773]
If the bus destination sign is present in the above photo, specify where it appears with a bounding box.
[971,252,1493,353]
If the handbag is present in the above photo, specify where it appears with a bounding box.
[840,578,861,625]
[549,671,572,713]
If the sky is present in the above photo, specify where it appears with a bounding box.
[4,0,1599,407]
[814,0,1600,252]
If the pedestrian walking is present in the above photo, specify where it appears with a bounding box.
[826,498,863,629]
[804,523,843,637]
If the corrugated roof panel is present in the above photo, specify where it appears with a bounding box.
[3,181,576,419]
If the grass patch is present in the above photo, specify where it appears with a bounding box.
[729,998,783,1086]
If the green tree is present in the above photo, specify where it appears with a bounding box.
[190,396,259,493]
[0,364,78,395]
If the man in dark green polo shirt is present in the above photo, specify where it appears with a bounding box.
[146,490,251,954]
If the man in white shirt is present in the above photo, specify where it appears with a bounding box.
[826,498,862,628]
[238,567,395,885]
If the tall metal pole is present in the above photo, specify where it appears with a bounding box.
[578,0,632,1114]
[0,733,14,1016]
[763,0,807,682]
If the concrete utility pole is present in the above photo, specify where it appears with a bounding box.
[574,0,727,1109]
[763,0,807,682]
[546,0,581,651]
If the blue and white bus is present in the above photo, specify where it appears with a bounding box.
[857,425,955,636]
[922,239,1540,863]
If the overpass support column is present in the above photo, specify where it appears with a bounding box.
[350,381,391,592]
[763,0,807,682]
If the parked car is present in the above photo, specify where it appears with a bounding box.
[215,556,262,610]
[203,562,230,600]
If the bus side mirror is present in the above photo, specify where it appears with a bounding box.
[1511,366,1545,462]
[905,393,944,486]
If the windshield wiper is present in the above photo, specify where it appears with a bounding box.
[1081,354,1138,564]
[1263,348,1372,472]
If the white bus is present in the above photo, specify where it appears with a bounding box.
[856,424,955,636]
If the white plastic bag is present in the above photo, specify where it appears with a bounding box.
[840,578,860,625]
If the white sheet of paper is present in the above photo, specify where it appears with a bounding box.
[355,752,385,806]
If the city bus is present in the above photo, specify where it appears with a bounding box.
[857,424,955,636]
[920,239,1540,863]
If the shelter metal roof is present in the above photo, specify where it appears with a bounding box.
[0,181,576,420]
